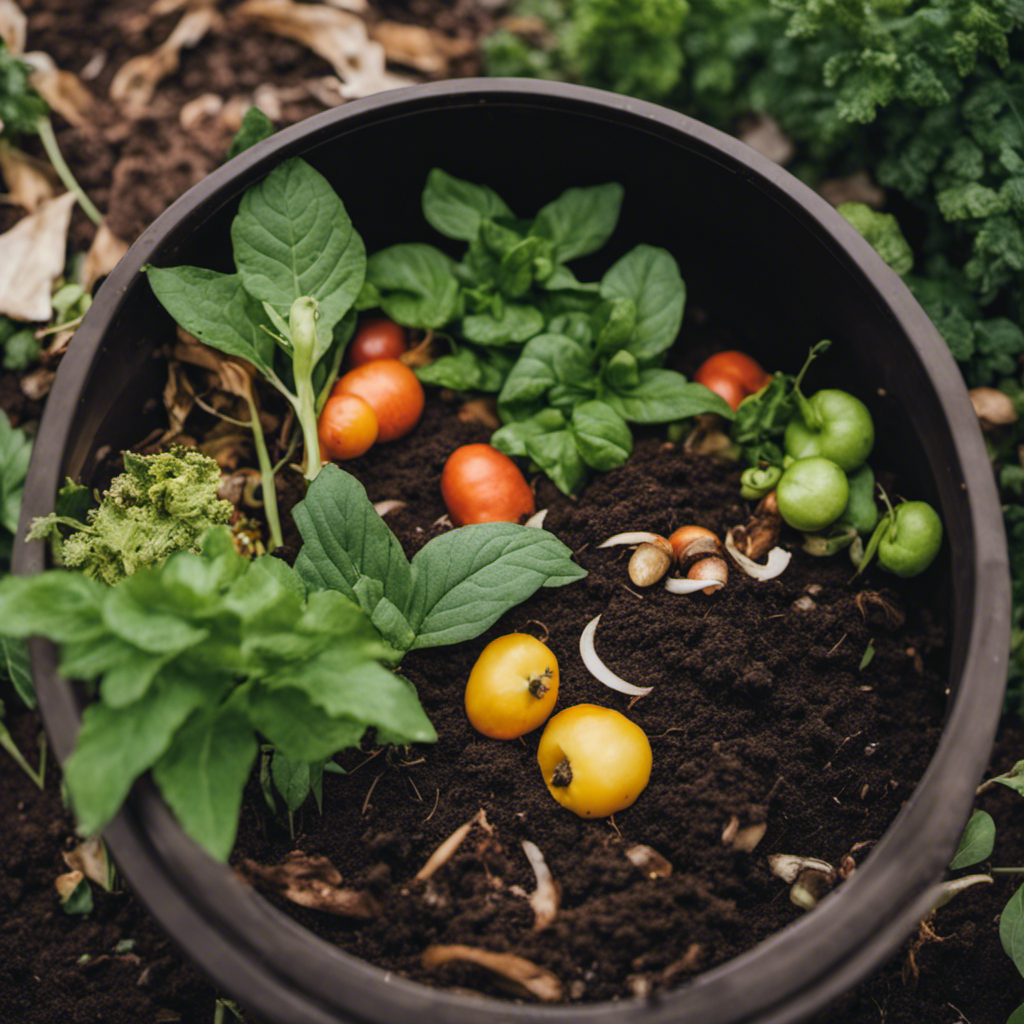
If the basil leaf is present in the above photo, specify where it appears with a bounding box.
[593,297,638,354]
[152,705,257,862]
[950,809,996,869]
[269,749,314,813]
[226,106,275,160]
[1002,885,1024,971]
[416,349,484,391]
[476,348,517,392]
[462,303,545,346]
[147,268,275,374]
[0,571,106,644]
[606,369,735,423]
[492,409,567,458]
[548,378,600,415]
[571,401,633,471]
[497,333,591,407]
[232,158,366,345]
[407,523,585,648]
[248,685,367,762]
[542,265,601,293]
[525,430,589,494]
[480,218,524,258]
[497,237,551,298]
[600,244,685,364]
[64,675,213,836]
[423,169,513,241]
[530,182,624,262]
[548,311,594,346]
[366,244,460,328]
[605,349,640,390]
[293,466,414,648]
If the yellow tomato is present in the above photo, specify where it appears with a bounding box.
[464,634,559,740]
[537,704,652,817]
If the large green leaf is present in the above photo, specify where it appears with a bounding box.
[950,809,995,869]
[422,168,513,241]
[366,244,460,328]
[530,182,624,262]
[247,685,367,763]
[497,333,591,407]
[606,369,735,423]
[147,268,275,374]
[0,571,107,644]
[1002,884,1024,976]
[571,400,633,471]
[600,245,685,364]
[231,158,366,344]
[406,522,585,648]
[152,705,257,862]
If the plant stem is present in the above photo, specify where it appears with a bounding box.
[0,723,44,789]
[991,867,1024,875]
[35,117,102,226]
[242,386,284,551]
[289,298,324,481]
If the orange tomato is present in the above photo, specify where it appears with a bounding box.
[347,317,406,368]
[318,393,379,461]
[441,444,535,527]
[694,350,770,411]
[332,358,424,443]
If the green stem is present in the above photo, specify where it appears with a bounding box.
[36,117,102,226]
[289,298,324,482]
[242,387,284,551]
[315,337,348,417]
[0,723,44,789]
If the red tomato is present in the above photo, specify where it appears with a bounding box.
[441,444,536,527]
[694,350,770,411]
[318,393,378,461]
[347,317,406,368]
[332,359,424,443]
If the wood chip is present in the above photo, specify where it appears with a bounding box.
[422,944,562,1002]
[0,192,75,321]
[625,844,672,879]
[521,840,559,930]
[239,851,378,918]
[415,808,490,881]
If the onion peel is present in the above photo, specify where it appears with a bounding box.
[725,530,791,581]
[579,615,652,696]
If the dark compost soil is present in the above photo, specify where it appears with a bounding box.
[1,0,1023,1022]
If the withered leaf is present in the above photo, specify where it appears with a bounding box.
[422,944,563,1002]
[239,851,378,918]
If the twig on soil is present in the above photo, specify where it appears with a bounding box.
[415,808,491,881]
[421,944,563,1002]
[361,771,384,815]
[423,787,440,823]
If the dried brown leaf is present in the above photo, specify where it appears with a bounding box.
[239,852,378,918]
[0,143,57,212]
[82,223,130,291]
[625,844,673,879]
[738,114,794,166]
[855,590,905,630]
[457,397,500,430]
[179,92,224,130]
[819,171,885,210]
[422,944,563,1002]
[22,52,97,128]
[370,21,474,75]
[0,0,26,53]
[109,6,219,114]
[415,808,489,881]
[20,366,55,400]
[970,386,1018,430]
[55,869,85,902]
[0,192,75,321]
[62,837,111,891]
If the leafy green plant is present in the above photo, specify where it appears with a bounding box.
[28,448,233,586]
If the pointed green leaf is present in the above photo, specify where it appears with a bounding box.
[247,685,367,762]
[950,810,995,869]
[422,169,513,241]
[530,182,624,262]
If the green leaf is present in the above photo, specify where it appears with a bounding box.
[232,158,366,343]
[60,876,94,915]
[0,636,33,708]
[491,409,566,458]
[461,304,545,346]
[606,369,734,423]
[269,749,314,814]
[407,522,586,647]
[950,810,996,869]
[415,349,484,391]
[571,401,633,471]
[147,268,275,374]
[366,244,460,328]
[64,676,212,835]
[1008,1001,1024,1024]
[422,169,513,241]
[248,685,366,762]
[593,297,637,355]
[152,705,257,862]
[497,333,591,408]
[0,571,106,644]
[102,584,209,656]
[293,465,414,648]
[988,760,1024,797]
[530,182,624,262]
[270,649,436,744]
[605,349,640,390]
[600,245,685,364]
[226,106,275,160]
[1001,885,1024,976]
[496,237,550,298]
[526,429,589,494]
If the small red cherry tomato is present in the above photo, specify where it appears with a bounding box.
[318,393,379,461]
[347,317,406,368]
[694,351,771,411]
[441,444,535,527]
[332,358,424,443]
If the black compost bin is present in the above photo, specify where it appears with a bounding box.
[16,79,1011,1024]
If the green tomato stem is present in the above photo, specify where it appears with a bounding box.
[36,117,103,226]
[289,298,324,482]
[242,385,284,551]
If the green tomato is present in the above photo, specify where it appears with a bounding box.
[838,464,879,535]
[877,501,942,578]
[784,389,875,473]
[776,457,849,533]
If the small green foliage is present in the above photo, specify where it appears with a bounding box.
[28,448,233,586]
[59,875,94,916]
[837,201,914,275]
[0,40,47,140]
[858,640,876,670]
[950,809,996,869]
[226,106,276,161]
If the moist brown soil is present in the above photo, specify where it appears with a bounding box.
[2,0,1023,1022]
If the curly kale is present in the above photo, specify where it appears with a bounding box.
[838,201,915,274]
[29,448,233,586]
